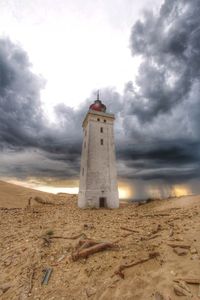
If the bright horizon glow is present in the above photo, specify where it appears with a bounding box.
[4,178,133,199]
[3,178,194,200]
[172,185,192,197]
[35,185,132,199]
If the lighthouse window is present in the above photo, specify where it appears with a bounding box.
[101,139,103,145]
[104,119,106,123]
[100,127,103,133]
[97,118,100,121]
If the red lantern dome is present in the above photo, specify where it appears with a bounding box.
[89,91,106,112]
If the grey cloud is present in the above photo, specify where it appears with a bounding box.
[0,37,82,178]
[0,37,45,150]
[0,41,122,179]
[129,0,200,121]
[113,0,200,185]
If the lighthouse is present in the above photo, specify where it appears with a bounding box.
[78,92,119,208]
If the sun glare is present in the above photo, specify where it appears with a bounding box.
[172,185,192,197]
[118,182,133,199]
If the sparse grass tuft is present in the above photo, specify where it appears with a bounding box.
[45,230,54,236]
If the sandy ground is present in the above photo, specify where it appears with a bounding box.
[0,181,200,300]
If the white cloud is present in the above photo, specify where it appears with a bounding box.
[0,0,162,121]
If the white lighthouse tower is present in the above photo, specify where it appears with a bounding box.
[78,92,119,209]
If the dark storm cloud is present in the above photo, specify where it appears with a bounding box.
[0,37,84,178]
[117,140,200,182]
[114,0,200,183]
[129,0,200,121]
[0,39,122,179]
[119,142,200,165]
[0,37,45,150]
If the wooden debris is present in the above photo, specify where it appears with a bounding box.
[115,252,160,279]
[168,237,184,242]
[78,239,100,250]
[28,267,35,294]
[174,278,200,284]
[177,280,191,293]
[190,247,198,254]
[173,247,188,256]
[169,228,174,237]
[173,284,191,297]
[48,233,87,240]
[152,224,161,234]
[141,234,161,241]
[120,226,140,233]
[154,213,170,217]
[167,243,191,249]
[57,255,65,263]
[0,283,12,294]
[72,241,116,261]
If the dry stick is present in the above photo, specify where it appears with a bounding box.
[49,233,87,240]
[173,278,200,284]
[120,227,140,233]
[154,213,170,217]
[121,233,135,238]
[79,239,100,246]
[72,242,116,261]
[167,243,191,249]
[169,228,174,237]
[28,268,35,294]
[115,252,160,279]
[78,239,100,250]
[141,234,161,241]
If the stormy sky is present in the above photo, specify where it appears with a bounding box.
[0,0,200,198]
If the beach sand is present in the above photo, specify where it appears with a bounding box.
[0,181,199,299]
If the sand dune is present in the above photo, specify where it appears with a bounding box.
[0,181,200,299]
[0,181,74,208]
[0,181,54,208]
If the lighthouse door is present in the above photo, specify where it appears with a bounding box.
[99,197,106,208]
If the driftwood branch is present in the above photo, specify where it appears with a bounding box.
[78,239,100,250]
[115,252,160,279]
[72,241,116,261]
